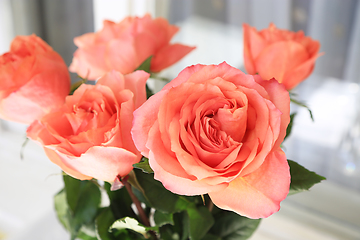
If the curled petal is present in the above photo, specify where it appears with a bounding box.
[151,44,196,72]
[209,149,290,219]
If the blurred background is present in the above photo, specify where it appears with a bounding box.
[0,0,360,239]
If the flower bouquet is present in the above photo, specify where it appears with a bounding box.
[1,14,325,240]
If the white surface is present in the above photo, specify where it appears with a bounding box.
[159,16,244,80]
[0,122,68,240]
[291,79,360,148]
[251,181,360,240]
[0,0,15,55]
[92,0,156,31]
[283,76,360,191]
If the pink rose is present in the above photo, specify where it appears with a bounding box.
[243,23,321,90]
[0,34,70,124]
[132,62,290,219]
[27,70,149,182]
[69,14,195,80]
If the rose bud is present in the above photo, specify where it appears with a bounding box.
[243,23,321,90]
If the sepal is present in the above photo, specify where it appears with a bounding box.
[288,160,326,195]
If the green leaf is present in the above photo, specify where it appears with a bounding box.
[159,225,181,240]
[77,222,97,240]
[132,170,213,239]
[104,182,137,220]
[77,234,97,240]
[146,84,154,99]
[201,233,221,240]
[60,174,101,239]
[181,212,190,240]
[136,56,154,99]
[136,56,152,73]
[185,206,214,240]
[133,157,154,174]
[133,169,189,213]
[290,98,314,121]
[54,189,72,233]
[288,160,326,195]
[54,186,100,240]
[63,175,84,212]
[154,210,174,227]
[284,112,297,141]
[110,217,155,239]
[209,208,261,240]
[77,229,98,240]
[70,78,87,95]
[64,175,101,224]
[95,208,116,240]
[167,212,187,240]
[149,73,170,83]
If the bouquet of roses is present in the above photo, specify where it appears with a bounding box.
[0,14,325,240]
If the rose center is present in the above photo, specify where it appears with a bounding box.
[69,95,113,135]
[199,98,244,150]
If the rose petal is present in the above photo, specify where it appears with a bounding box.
[44,148,92,180]
[0,69,69,124]
[148,122,229,195]
[243,24,267,74]
[69,45,108,80]
[209,149,290,219]
[132,89,169,156]
[255,41,309,83]
[282,52,323,90]
[53,146,140,182]
[151,44,196,72]
[105,39,139,74]
[123,70,150,109]
[255,78,290,148]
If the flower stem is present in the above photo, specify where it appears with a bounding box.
[123,180,158,240]
[123,180,150,227]
[207,198,214,212]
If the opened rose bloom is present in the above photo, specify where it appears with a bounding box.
[0,34,70,124]
[243,23,321,90]
[27,70,149,183]
[132,62,290,219]
[69,14,195,80]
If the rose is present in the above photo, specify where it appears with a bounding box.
[69,14,195,80]
[243,23,321,90]
[27,70,149,183]
[132,62,290,219]
[0,34,70,124]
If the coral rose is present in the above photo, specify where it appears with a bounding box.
[69,14,195,80]
[132,62,290,219]
[0,34,70,124]
[27,70,149,183]
[243,23,321,90]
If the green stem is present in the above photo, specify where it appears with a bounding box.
[123,180,150,227]
[207,198,214,212]
[123,180,158,240]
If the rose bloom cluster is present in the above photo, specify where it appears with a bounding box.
[0,15,320,219]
